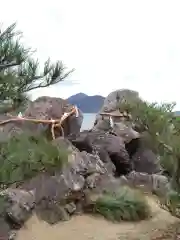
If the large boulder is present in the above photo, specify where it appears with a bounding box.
[0,188,35,226]
[68,131,132,176]
[24,96,83,137]
[0,96,83,142]
[102,89,140,109]
[92,89,141,144]
[68,130,162,176]
[131,146,162,174]
[95,89,141,125]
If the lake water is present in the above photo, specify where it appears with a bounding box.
[81,113,96,130]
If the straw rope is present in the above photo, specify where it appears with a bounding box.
[0,106,78,140]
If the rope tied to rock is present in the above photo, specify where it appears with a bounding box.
[0,106,79,140]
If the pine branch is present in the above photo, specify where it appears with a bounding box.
[0,22,74,113]
[16,59,74,92]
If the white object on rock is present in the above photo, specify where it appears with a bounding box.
[18,112,23,118]
[61,112,69,122]
[74,105,79,117]
[109,116,114,128]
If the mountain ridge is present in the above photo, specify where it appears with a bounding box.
[67,93,105,113]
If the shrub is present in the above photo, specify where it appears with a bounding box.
[93,186,151,222]
[117,99,180,215]
[0,133,68,186]
[0,23,74,113]
[160,189,180,218]
[118,100,180,183]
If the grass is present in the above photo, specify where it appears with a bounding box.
[93,186,151,222]
[0,133,69,186]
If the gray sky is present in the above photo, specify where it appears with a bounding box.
[2,0,180,108]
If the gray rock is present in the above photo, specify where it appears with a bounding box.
[92,118,111,132]
[131,147,162,174]
[8,230,16,240]
[10,139,108,224]
[0,188,35,225]
[0,96,83,142]
[95,89,141,127]
[100,89,139,114]
[36,200,70,224]
[0,217,11,240]
[80,151,107,175]
[68,131,132,176]
[125,171,170,195]
[85,173,125,197]
[112,121,140,143]
[85,173,101,189]
[24,96,83,137]
[64,202,76,214]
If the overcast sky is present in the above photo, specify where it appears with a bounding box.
[1,0,180,108]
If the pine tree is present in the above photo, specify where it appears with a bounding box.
[0,23,74,113]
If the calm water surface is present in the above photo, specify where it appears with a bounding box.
[81,113,96,130]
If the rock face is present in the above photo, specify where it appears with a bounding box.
[0,90,171,238]
[68,131,132,176]
[95,89,140,124]
[24,96,83,137]
[131,146,162,174]
[0,96,83,142]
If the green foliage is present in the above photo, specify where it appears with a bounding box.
[175,116,180,122]
[119,100,179,176]
[119,100,175,148]
[0,133,68,186]
[118,98,180,215]
[0,23,74,113]
[94,186,151,222]
[160,189,180,218]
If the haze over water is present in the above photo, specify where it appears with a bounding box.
[81,113,96,130]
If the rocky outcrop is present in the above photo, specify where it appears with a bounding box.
[92,89,162,175]
[0,138,129,239]
[0,90,172,239]
[0,136,168,233]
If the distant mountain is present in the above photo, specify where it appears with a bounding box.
[67,93,88,102]
[67,93,105,113]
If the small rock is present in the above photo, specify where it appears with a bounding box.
[86,173,101,189]
[7,203,31,226]
[0,188,35,226]
[64,202,76,214]
[36,200,70,224]
[8,231,16,240]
